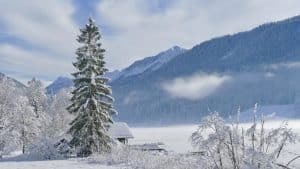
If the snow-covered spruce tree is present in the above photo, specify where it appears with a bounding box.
[68,18,116,157]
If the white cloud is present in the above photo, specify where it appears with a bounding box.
[0,44,73,82]
[267,62,300,70]
[123,91,139,105]
[97,0,300,70]
[162,73,231,100]
[265,72,275,78]
[0,0,77,57]
[0,0,77,83]
[1,0,300,83]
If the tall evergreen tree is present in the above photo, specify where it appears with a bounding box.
[68,18,116,157]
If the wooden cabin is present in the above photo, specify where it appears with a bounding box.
[108,122,134,144]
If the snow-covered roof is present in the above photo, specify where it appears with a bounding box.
[130,143,167,151]
[108,122,134,139]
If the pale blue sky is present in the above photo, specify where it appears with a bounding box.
[0,0,300,84]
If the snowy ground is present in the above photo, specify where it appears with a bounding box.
[130,120,300,153]
[130,124,197,153]
[1,120,300,168]
[0,158,119,169]
[130,120,300,167]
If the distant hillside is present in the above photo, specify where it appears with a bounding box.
[111,15,300,124]
[105,70,121,81]
[238,104,297,122]
[116,46,186,80]
[135,16,300,79]
[0,73,27,89]
[46,76,73,95]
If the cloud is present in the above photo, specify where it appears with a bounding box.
[97,0,300,70]
[0,0,77,83]
[0,0,77,56]
[1,0,300,83]
[123,91,139,105]
[264,72,275,78]
[0,44,73,83]
[267,62,300,70]
[162,73,231,100]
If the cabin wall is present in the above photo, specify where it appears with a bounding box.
[117,138,128,144]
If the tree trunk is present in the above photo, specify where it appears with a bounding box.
[22,143,25,154]
[217,145,224,169]
[229,131,239,169]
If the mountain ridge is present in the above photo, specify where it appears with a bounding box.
[47,15,300,124]
[110,15,300,124]
[0,72,27,89]
[46,45,186,94]
[117,46,186,79]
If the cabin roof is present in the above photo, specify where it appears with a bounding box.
[108,122,134,139]
[130,143,167,151]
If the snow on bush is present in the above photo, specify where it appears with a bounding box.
[54,138,74,157]
[190,105,299,169]
[90,146,205,169]
[26,137,65,160]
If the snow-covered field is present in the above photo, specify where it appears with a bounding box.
[0,158,119,169]
[130,125,197,153]
[1,120,300,169]
[130,120,300,153]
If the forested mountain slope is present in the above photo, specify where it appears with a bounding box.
[111,15,300,125]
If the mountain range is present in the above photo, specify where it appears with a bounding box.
[5,15,300,125]
[106,15,300,124]
[114,46,186,80]
[0,72,26,89]
[46,76,73,95]
[46,46,186,94]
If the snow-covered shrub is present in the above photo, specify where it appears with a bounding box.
[91,146,204,169]
[27,137,64,160]
[0,130,20,158]
[190,105,299,169]
[54,138,74,157]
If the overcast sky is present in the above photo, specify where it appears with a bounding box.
[0,0,300,84]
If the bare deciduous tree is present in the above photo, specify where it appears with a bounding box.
[190,105,299,169]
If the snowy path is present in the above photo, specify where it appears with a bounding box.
[0,159,119,169]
